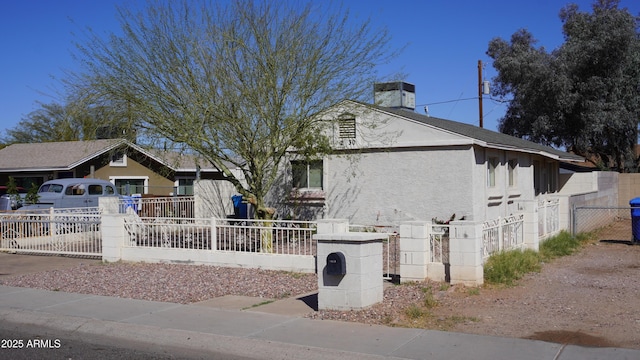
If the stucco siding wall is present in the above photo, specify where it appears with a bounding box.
[193,179,237,218]
[324,147,475,226]
[558,172,598,195]
[618,173,640,206]
[472,147,536,221]
[95,157,173,187]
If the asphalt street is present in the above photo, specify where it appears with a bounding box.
[0,322,254,360]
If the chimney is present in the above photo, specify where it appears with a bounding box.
[373,81,416,111]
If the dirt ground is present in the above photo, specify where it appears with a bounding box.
[432,220,640,350]
[0,253,100,278]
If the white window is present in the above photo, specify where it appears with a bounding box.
[110,176,148,195]
[175,178,194,195]
[487,157,499,187]
[110,152,127,167]
[292,160,323,189]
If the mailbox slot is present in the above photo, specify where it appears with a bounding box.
[326,252,346,275]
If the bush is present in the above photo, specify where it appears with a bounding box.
[484,231,591,286]
[484,249,541,286]
[539,231,581,260]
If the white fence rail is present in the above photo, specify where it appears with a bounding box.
[123,217,317,255]
[430,224,450,263]
[539,198,560,240]
[119,196,195,218]
[215,219,317,255]
[482,213,525,260]
[0,207,101,256]
[349,224,399,281]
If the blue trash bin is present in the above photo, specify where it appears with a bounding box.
[232,195,248,219]
[630,197,640,243]
[122,195,140,213]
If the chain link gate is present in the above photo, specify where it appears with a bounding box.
[572,206,632,242]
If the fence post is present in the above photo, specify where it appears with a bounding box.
[448,221,484,286]
[398,221,445,282]
[497,216,503,252]
[541,199,548,238]
[316,219,349,234]
[522,200,540,251]
[99,197,121,215]
[572,204,577,236]
[48,207,55,239]
[101,213,125,262]
[211,218,218,251]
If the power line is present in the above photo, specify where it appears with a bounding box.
[416,97,477,107]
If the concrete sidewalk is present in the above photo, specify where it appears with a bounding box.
[0,285,638,360]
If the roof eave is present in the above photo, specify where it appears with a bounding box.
[66,139,127,169]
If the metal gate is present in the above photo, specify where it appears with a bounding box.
[0,208,102,257]
[572,206,632,242]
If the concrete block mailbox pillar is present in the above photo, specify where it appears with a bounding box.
[314,232,385,311]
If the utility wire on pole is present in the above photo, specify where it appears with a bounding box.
[478,60,491,128]
[478,60,483,128]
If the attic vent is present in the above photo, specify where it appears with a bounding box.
[338,116,356,139]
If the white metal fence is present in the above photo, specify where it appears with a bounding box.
[430,224,450,263]
[123,216,317,255]
[539,198,560,239]
[482,213,525,260]
[349,224,400,281]
[119,196,195,218]
[215,219,317,255]
[0,207,101,256]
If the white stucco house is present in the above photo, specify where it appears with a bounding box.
[271,82,583,226]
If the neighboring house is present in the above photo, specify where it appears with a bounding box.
[0,139,229,196]
[271,82,584,225]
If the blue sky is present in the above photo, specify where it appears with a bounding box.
[1,0,639,136]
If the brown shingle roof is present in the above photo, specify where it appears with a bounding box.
[0,139,123,171]
[0,139,229,172]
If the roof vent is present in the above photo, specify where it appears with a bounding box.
[373,81,416,111]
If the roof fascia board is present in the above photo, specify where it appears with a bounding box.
[1,167,72,172]
[66,139,127,169]
[360,103,583,162]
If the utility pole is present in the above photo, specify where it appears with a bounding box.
[478,60,483,128]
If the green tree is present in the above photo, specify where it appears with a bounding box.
[68,0,397,219]
[5,177,21,210]
[25,182,40,205]
[3,102,86,144]
[1,100,134,145]
[487,0,640,171]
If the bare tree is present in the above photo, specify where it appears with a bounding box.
[68,0,398,219]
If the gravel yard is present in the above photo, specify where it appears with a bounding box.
[2,221,639,350]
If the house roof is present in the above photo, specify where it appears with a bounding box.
[357,102,583,162]
[0,139,223,172]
